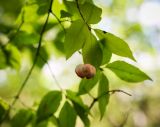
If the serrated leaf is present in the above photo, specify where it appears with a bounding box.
[64,19,88,59]
[60,10,72,18]
[106,61,152,82]
[59,102,77,127]
[36,91,62,123]
[73,102,90,127]
[98,74,109,120]
[80,2,102,24]
[78,71,100,95]
[82,33,103,67]
[11,109,33,127]
[95,29,136,61]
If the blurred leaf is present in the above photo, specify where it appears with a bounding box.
[82,33,102,67]
[95,29,136,61]
[0,98,9,122]
[66,90,88,109]
[60,10,72,18]
[64,19,88,59]
[12,31,39,47]
[73,102,90,127]
[5,44,21,70]
[80,2,102,24]
[53,31,65,54]
[59,102,77,127]
[106,60,152,82]
[98,74,109,120]
[11,109,33,127]
[36,91,62,123]
[78,71,100,95]
[0,48,7,69]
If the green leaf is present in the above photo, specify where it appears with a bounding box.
[59,102,77,127]
[64,1,101,24]
[12,31,39,46]
[98,74,109,120]
[82,33,103,67]
[100,39,112,65]
[66,90,88,109]
[36,91,62,123]
[60,10,72,18]
[11,109,33,127]
[73,102,90,127]
[106,61,152,82]
[0,48,7,69]
[78,71,100,95]
[80,2,102,24]
[95,29,136,61]
[0,98,9,122]
[64,19,88,59]
[5,44,21,70]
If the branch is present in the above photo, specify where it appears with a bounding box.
[50,11,66,33]
[0,0,54,123]
[89,89,132,110]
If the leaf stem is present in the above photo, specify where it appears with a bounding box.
[75,0,91,30]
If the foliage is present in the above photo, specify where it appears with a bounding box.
[0,0,152,127]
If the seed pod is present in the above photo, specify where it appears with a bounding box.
[84,64,96,79]
[75,64,86,78]
[75,64,96,79]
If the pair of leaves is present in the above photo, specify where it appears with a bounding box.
[36,91,62,123]
[106,60,152,82]
[64,20,102,67]
[63,1,102,24]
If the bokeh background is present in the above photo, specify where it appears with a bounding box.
[0,0,160,127]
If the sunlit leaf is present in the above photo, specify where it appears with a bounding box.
[98,74,109,120]
[59,102,77,127]
[36,91,62,123]
[11,109,33,127]
[82,33,102,67]
[95,29,136,61]
[66,90,88,109]
[64,19,88,59]
[5,44,21,70]
[106,60,152,82]
[99,39,112,65]
[60,10,72,18]
[80,2,102,24]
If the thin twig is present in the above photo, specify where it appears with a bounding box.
[39,54,63,90]
[89,89,132,110]
[50,11,66,33]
